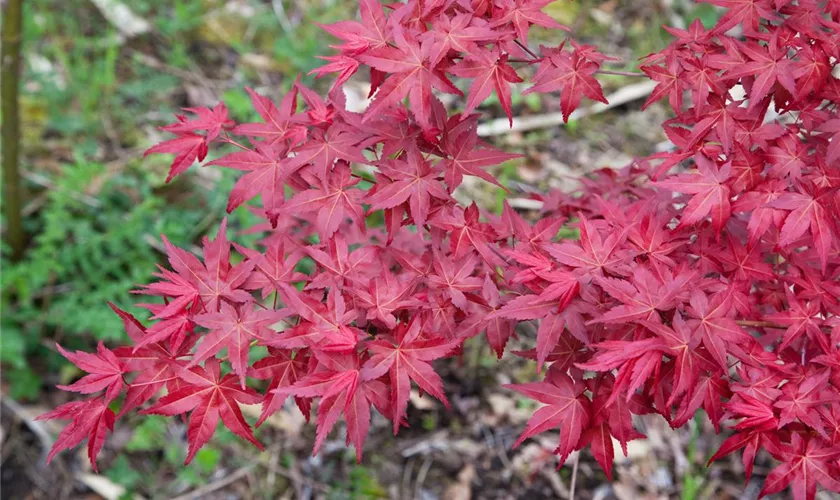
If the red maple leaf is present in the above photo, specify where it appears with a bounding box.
[449,48,523,125]
[706,0,777,34]
[192,302,282,387]
[819,118,840,163]
[768,185,838,272]
[280,352,389,461]
[206,142,287,223]
[760,434,840,500]
[365,145,452,228]
[766,290,828,353]
[591,265,692,324]
[352,271,420,329]
[547,215,634,281]
[233,86,305,145]
[422,13,500,66]
[506,367,590,463]
[139,219,255,314]
[489,0,568,44]
[426,250,483,310]
[280,161,365,239]
[109,304,194,415]
[360,318,456,434]
[160,103,233,141]
[239,239,305,299]
[524,47,608,121]
[140,358,264,464]
[36,397,115,472]
[305,235,378,290]
[656,154,733,233]
[280,125,368,182]
[249,348,311,427]
[685,288,751,370]
[56,342,125,403]
[359,30,460,128]
[144,133,208,183]
[276,286,366,352]
[437,122,522,190]
[460,276,518,357]
[723,35,797,108]
[431,203,504,267]
[318,0,390,54]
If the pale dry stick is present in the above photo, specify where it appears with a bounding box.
[0,397,54,460]
[540,468,570,499]
[569,452,580,500]
[402,457,416,500]
[88,0,150,38]
[259,455,330,495]
[267,445,280,492]
[476,80,658,137]
[272,0,295,34]
[129,50,225,89]
[75,473,147,500]
[170,466,253,500]
[413,456,434,500]
[21,171,102,208]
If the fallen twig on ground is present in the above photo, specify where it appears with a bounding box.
[477,81,657,136]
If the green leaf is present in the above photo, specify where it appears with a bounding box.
[5,366,42,401]
[0,324,26,369]
[194,448,221,472]
[106,455,142,489]
[126,416,168,452]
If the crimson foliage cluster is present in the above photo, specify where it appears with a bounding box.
[40,0,840,498]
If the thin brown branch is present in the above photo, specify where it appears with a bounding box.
[513,39,540,60]
[171,466,253,500]
[736,319,832,332]
[596,69,646,77]
[736,320,786,329]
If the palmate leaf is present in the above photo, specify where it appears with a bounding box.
[140,359,263,464]
[360,318,457,434]
[506,368,589,463]
[41,0,840,497]
[36,398,115,472]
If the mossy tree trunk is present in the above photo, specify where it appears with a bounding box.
[2,0,25,261]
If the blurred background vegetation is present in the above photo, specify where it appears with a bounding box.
[2,0,356,400]
[1,1,728,499]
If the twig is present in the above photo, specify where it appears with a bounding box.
[477,80,657,136]
[514,39,540,60]
[735,320,785,329]
[21,171,102,208]
[260,456,329,493]
[88,0,150,38]
[736,319,832,333]
[75,473,147,500]
[272,0,294,34]
[170,466,253,500]
[0,397,54,461]
[569,452,579,500]
[2,0,25,261]
[129,50,224,89]
[596,69,646,77]
[412,456,433,500]
[402,458,415,500]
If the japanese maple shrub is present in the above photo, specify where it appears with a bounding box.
[39,0,840,498]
